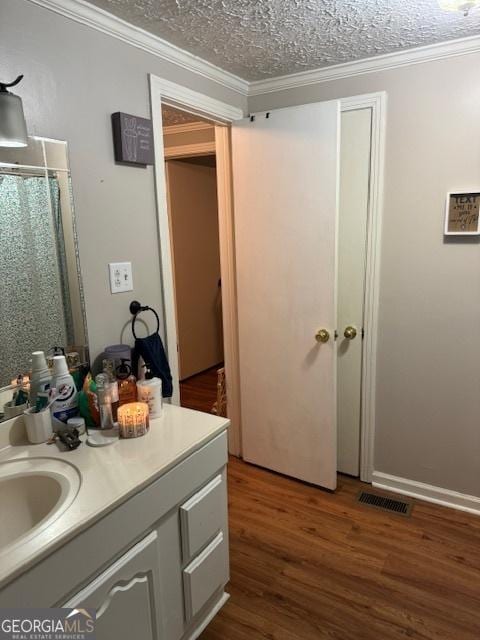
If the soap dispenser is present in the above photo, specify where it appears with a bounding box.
[116,359,137,406]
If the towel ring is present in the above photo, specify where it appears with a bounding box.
[130,300,160,339]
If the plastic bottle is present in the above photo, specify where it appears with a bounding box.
[103,359,119,422]
[30,351,52,408]
[95,373,114,429]
[50,355,78,423]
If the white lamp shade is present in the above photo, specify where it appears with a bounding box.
[0,91,28,148]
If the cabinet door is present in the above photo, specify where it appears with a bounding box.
[64,531,162,640]
[183,531,229,621]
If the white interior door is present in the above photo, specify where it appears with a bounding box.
[232,101,340,489]
[337,109,372,476]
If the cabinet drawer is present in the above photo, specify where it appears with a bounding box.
[183,532,228,621]
[180,472,226,561]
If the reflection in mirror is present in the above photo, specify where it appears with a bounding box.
[0,137,88,421]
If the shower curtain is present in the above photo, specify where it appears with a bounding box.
[0,174,73,386]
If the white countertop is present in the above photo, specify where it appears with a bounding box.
[0,404,229,588]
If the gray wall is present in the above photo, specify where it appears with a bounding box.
[3,0,479,497]
[2,0,246,359]
[250,54,480,497]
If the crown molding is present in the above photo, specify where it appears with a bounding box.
[28,0,249,96]
[26,1,480,100]
[248,34,480,96]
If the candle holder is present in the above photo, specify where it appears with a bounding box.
[117,402,149,439]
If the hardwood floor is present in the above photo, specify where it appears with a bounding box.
[179,365,221,413]
[200,457,480,640]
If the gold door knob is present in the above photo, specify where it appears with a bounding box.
[344,326,357,340]
[315,328,330,343]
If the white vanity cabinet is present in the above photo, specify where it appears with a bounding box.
[0,426,230,640]
[65,531,162,640]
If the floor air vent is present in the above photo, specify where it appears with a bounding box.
[357,490,413,516]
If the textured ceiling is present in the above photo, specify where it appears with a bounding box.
[88,0,480,80]
[162,105,206,126]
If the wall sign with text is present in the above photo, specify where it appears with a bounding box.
[444,191,480,235]
[111,112,154,166]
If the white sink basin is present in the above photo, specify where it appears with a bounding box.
[0,458,81,552]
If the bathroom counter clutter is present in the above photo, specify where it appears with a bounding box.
[0,404,230,605]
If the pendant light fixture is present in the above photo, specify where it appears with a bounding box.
[438,0,480,15]
[0,75,28,148]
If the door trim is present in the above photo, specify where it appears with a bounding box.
[149,74,243,455]
[340,92,387,483]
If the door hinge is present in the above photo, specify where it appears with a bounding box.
[362,328,365,339]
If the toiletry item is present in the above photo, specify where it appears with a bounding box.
[50,355,78,423]
[118,402,149,439]
[3,400,28,419]
[116,359,137,406]
[67,416,86,436]
[136,378,162,418]
[11,373,30,389]
[41,387,58,413]
[104,343,131,366]
[103,359,119,422]
[66,351,82,390]
[66,351,80,369]
[46,346,66,370]
[13,374,29,406]
[78,373,100,428]
[23,407,53,444]
[30,351,52,406]
[35,388,51,412]
[86,428,118,447]
[96,373,114,429]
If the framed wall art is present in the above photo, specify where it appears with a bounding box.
[111,112,154,166]
[444,191,480,236]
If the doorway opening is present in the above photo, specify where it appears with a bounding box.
[162,106,224,416]
[151,75,385,477]
[150,75,243,457]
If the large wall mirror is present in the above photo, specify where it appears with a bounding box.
[0,136,88,421]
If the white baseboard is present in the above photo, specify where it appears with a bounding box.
[372,471,480,516]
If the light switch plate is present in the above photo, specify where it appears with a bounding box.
[109,262,133,294]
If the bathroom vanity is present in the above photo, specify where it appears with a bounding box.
[0,405,230,640]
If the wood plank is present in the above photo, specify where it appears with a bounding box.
[200,457,480,640]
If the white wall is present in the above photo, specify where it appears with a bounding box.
[2,0,246,359]
[249,53,480,498]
